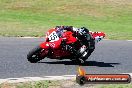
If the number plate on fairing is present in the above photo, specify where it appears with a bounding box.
[48,31,59,42]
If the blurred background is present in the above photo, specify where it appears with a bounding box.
[0,0,131,39]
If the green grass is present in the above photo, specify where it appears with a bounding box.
[97,84,132,88]
[0,80,60,88]
[0,0,132,39]
[0,80,132,88]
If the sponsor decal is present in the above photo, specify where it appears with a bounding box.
[76,66,131,85]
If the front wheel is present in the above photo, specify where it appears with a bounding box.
[27,46,43,63]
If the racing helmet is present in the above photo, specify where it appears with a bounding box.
[80,27,89,33]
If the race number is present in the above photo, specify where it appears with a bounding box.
[48,31,59,42]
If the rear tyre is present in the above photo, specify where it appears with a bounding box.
[27,46,42,63]
[82,49,94,61]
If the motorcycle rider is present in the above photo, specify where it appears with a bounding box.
[55,26,95,62]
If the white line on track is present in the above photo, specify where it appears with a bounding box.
[0,75,76,84]
[127,40,132,41]
[19,37,41,39]
[0,74,132,84]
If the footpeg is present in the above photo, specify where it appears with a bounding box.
[79,58,84,63]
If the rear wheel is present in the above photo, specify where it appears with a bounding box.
[27,46,43,63]
[71,49,94,64]
[82,49,94,61]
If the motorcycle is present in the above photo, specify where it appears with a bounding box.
[27,28,105,63]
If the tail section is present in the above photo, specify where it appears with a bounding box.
[90,32,105,43]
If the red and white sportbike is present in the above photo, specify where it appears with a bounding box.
[27,28,105,63]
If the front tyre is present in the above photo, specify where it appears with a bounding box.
[27,46,42,63]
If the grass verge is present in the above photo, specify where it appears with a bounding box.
[0,80,61,88]
[0,0,132,39]
[0,80,132,88]
[97,84,132,88]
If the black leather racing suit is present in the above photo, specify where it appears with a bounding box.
[55,26,95,60]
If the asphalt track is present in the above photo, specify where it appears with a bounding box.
[0,37,132,79]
